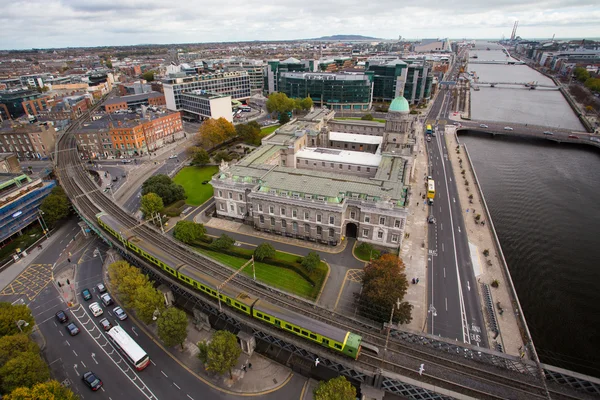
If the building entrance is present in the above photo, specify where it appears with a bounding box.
[345,222,358,238]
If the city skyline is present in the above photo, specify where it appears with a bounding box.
[1,0,599,49]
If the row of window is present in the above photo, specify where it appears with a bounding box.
[257,216,336,236]
[257,203,337,225]
[362,228,400,243]
[299,159,374,172]
[254,312,343,349]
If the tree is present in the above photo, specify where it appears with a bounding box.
[0,303,34,336]
[142,70,155,82]
[573,67,590,83]
[314,376,356,400]
[361,114,374,121]
[197,330,241,378]
[108,260,137,290]
[197,118,236,149]
[118,269,150,308]
[105,60,113,69]
[235,122,262,146]
[212,150,233,164]
[266,92,295,115]
[0,351,50,393]
[157,307,188,349]
[358,254,412,325]
[133,284,165,324]
[212,234,235,250]
[584,78,600,93]
[40,186,71,228]
[0,334,39,365]
[140,193,164,219]
[254,242,275,261]
[301,251,320,273]
[173,220,206,244]
[142,174,186,206]
[278,112,290,124]
[191,148,210,166]
[299,97,313,111]
[4,380,78,400]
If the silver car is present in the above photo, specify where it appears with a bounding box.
[113,306,127,321]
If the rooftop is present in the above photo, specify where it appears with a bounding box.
[103,91,163,106]
[296,147,382,167]
[329,131,383,145]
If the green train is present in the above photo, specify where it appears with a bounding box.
[96,212,362,359]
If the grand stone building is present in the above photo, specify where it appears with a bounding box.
[212,97,416,248]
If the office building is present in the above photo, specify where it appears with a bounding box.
[103,92,166,113]
[0,89,45,119]
[366,58,433,104]
[179,91,233,122]
[414,39,452,53]
[279,72,373,111]
[264,58,312,94]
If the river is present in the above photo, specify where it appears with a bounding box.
[464,43,600,377]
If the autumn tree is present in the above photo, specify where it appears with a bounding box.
[157,307,188,349]
[173,220,206,244]
[4,380,78,400]
[118,269,150,308]
[0,351,50,393]
[133,284,165,324]
[357,254,412,325]
[197,118,236,149]
[314,376,356,400]
[140,193,164,219]
[254,242,275,261]
[0,303,34,336]
[197,330,241,378]
[0,334,39,365]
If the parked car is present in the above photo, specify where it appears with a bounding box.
[113,306,127,321]
[169,154,177,159]
[89,302,103,317]
[99,318,112,331]
[503,126,514,131]
[101,293,113,306]
[543,131,554,135]
[112,176,118,182]
[479,124,488,128]
[65,322,80,336]
[121,159,131,164]
[426,136,431,142]
[55,310,68,323]
[568,134,580,139]
[81,288,92,301]
[82,371,103,391]
[96,283,107,293]
[427,215,436,224]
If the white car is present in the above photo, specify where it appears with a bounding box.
[503,126,514,131]
[89,302,103,317]
[479,124,489,128]
[543,131,554,135]
[169,154,177,159]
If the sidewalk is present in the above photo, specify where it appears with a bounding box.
[445,128,525,357]
[102,250,293,395]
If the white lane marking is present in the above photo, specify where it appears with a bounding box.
[449,177,452,181]
[81,360,86,368]
[101,387,106,392]
[131,327,139,337]
[440,223,443,231]
[442,243,445,252]
[73,350,78,357]
[59,331,64,337]
[91,353,98,364]
[161,370,168,377]
[467,281,471,291]
[458,226,461,233]
[66,340,71,347]
[445,298,448,311]
[453,197,456,203]
[444,268,446,278]
[150,360,156,366]
[173,382,181,390]
[187,395,194,400]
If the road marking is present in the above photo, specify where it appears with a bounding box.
[440,223,443,231]
[467,281,471,291]
[442,243,444,252]
[59,330,64,337]
[101,387,105,392]
[173,382,181,390]
[161,370,168,377]
[449,177,452,181]
[73,350,78,357]
[444,268,446,278]
[445,298,448,311]
[150,360,156,366]
[91,353,98,364]
[187,395,194,400]
[81,361,86,368]
[458,226,461,233]
[74,364,79,376]
[132,327,139,337]
[453,197,456,203]
[66,340,71,347]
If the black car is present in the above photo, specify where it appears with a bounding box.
[55,310,68,323]
[65,322,80,336]
[82,371,103,391]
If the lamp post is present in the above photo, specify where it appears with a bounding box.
[38,209,49,239]
[381,298,401,368]
[16,320,29,333]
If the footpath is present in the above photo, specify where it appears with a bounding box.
[101,250,294,396]
[445,127,526,357]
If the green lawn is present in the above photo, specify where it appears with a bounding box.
[0,226,43,264]
[335,117,386,124]
[173,166,219,206]
[192,245,328,300]
[353,243,381,262]
[260,125,280,136]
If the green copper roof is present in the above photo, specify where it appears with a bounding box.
[389,96,409,113]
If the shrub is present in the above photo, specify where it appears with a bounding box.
[301,251,321,273]
[212,234,235,250]
[491,279,499,288]
[483,249,490,257]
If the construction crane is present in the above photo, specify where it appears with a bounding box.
[510,21,519,41]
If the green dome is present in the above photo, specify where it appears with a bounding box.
[389,96,410,113]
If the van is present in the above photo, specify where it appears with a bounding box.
[89,302,103,317]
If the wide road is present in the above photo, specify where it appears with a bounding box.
[425,56,488,347]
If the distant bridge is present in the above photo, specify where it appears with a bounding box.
[476,81,556,88]
[468,60,525,65]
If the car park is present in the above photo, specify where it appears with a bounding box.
[82,371,103,391]
[81,288,92,301]
[113,306,127,321]
[504,126,513,131]
[65,322,80,336]
[55,310,68,323]
[543,131,554,135]
[99,318,112,331]
[479,124,488,128]
[101,293,113,306]
[89,302,103,317]
[96,283,106,293]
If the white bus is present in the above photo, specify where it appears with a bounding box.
[107,326,150,371]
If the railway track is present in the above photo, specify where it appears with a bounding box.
[56,118,588,400]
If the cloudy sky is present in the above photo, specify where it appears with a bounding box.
[1,0,599,49]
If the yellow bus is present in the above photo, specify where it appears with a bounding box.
[427,179,435,200]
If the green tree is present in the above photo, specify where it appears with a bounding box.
[133,284,165,324]
[212,234,235,250]
[142,70,155,82]
[140,193,164,219]
[191,148,210,166]
[361,114,374,121]
[4,380,78,400]
[573,67,590,83]
[266,92,295,115]
[142,174,186,206]
[105,60,113,69]
[279,112,290,125]
[584,77,600,93]
[0,351,50,393]
[301,251,320,273]
[197,330,241,378]
[108,261,137,290]
[299,97,313,111]
[173,220,206,244]
[254,242,275,261]
[157,307,188,349]
[0,334,39,365]
[212,150,233,164]
[118,269,150,308]
[314,376,356,400]
[358,254,412,325]
[40,186,71,228]
[235,122,262,146]
[0,303,34,336]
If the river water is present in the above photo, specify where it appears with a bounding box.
[464,43,600,377]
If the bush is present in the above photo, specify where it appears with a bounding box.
[475,214,481,221]
[254,242,276,261]
[483,249,490,257]
[212,234,235,250]
[491,279,499,288]
[301,251,320,273]
[361,114,374,121]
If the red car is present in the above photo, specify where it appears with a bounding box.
[568,135,579,139]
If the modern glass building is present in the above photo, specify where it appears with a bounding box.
[279,72,373,111]
[264,58,312,94]
[366,58,433,105]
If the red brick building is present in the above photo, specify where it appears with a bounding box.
[103,92,166,114]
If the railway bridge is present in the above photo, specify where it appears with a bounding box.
[55,104,600,400]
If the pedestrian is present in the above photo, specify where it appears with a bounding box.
[242,365,247,372]
[248,363,252,369]
[416,278,419,283]
[412,278,416,284]
[67,258,71,263]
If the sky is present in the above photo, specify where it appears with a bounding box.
[0,0,599,49]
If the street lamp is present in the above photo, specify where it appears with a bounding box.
[16,320,29,333]
[38,209,49,239]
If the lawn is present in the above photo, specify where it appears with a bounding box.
[173,166,219,206]
[353,242,381,262]
[260,125,280,136]
[0,226,43,265]
[192,245,328,300]
[335,117,386,124]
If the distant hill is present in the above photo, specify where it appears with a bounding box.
[306,35,381,41]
